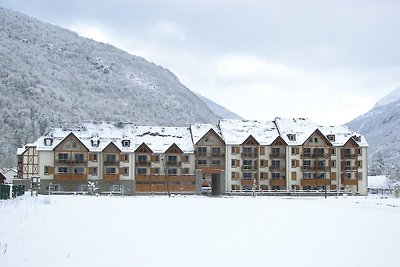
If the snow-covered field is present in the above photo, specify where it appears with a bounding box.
[1,194,399,267]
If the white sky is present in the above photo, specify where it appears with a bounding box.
[1,0,399,125]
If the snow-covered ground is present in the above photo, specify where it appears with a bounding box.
[1,194,399,267]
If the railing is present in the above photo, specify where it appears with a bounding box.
[242,165,257,171]
[301,153,328,159]
[342,153,357,159]
[270,153,286,159]
[341,166,358,171]
[341,178,358,185]
[241,153,258,158]
[166,161,180,166]
[136,161,151,166]
[269,166,285,171]
[104,160,119,165]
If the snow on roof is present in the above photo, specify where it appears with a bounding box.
[318,125,369,147]
[219,119,279,145]
[274,117,318,145]
[190,124,222,144]
[368,176,391,189]
[35,122,137,152]
[134,126,194,153]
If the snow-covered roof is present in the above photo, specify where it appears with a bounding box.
[134,126,194,153]
[318,125,369,147]
[367,176,391,189]
[219,119,279,145]
[190,124,223,144]
[35,122,137,152]
[274,117,318,145]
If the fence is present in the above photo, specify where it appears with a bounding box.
[0,184,25,200]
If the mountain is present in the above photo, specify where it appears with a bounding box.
[0,7,222,167]
[347,87,400,178]
[196,94,243,120]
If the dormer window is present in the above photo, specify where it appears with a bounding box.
[287,134,296,141]
[122,139,131,147]
[91,138,100,148]
[352,135,361,142]
[44,137,53,146]
[327,134,335,142]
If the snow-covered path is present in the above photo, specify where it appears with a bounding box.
[1,195,399,267]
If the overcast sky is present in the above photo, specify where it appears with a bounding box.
[1,0,399,125]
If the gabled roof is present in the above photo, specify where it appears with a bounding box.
[134,126,194,153]
[274,117,319,146]
[219,119,279,145]
[318,125,368,147]
[190,124,223,144]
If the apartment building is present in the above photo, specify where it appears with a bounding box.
[17,118,369,195]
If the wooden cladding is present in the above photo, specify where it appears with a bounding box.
[260,146,266,155]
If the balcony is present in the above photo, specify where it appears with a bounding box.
[196,165,224,174]
[166,161,180,166]
[136,161,151,166]
[341,166,358,171]
[103,174,119,182]
[301,178,330,187]
[242,165,257,171]
[301,153,328,159]
[104,160,119,165]
[54,173,87,182]
[342,178,358,186]
[270,178,286,187]
[270,153,285,159]
[342,153,357,159]
[241,153,258,158]
[269,166,285,172]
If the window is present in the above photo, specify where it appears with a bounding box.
[182,155,189,163]
[182,168,189,175]
[212,159,221,166]
[243,172,252,179]
[231,159,236,167]
[287,134,296,141]
[124,154,129,162]
[57,167,68,174]
[272,173,280,179]
[73,167,85,174]
[123,167,129,176]
[197,159,207,166]
[198,147,207,157]
[316,148,325,157]
[358,149,362,155]
[303,148,311,157]
[345,160,351,166]
[91,138,100,147]
[212,147,221,157]
[58,153,68,161]
[331,148,336,155]
[138,155,147,163]
[314,137,318,143]
[122,139,130,147]
[167,155,178,165]
[304,160,311,167]
[153,168,160,174]
[92,167,98,176]
[137,168,147,175]
[167,168,177,175]
[304,172,312,179]
[44,166,50,175]
[317,172,325,179]
[332,160,336,168]
[154,155,160,162]
[291,147,296,155]
[260,160,265,168]
[272,160,280,168]
[231,146,237,155]
[106,154,117,163]
[345,172,351,179]
[327,135,335,142]
[231,172,236,179]
[272,147,280,156]
[106,167,116,175]
[243,147,252,156]
[44,138,53,146]
[291,160,296,168]
[74,153,84,163]
[243,160,253,169]
[260,172,266,180]
[93,153,98,162]
[358,160,362,168]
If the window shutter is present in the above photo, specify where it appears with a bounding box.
[291,172,297,180]
[49,167,55,175]
[88,153,93,161]
[260,146,265,155]
[88,167,93,175]
[235,172,240,179]
[295,147,300,154]
[296,160,299,167]
[119,154,125,162]
[332,172,337,180]
[236,159,241,167]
